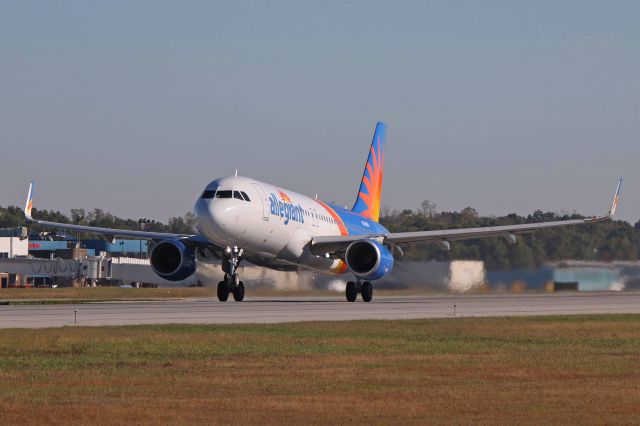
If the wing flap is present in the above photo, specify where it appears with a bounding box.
[384,218,589,245]
[385,178,621,246]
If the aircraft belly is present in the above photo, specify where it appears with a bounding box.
[243,221,347,276]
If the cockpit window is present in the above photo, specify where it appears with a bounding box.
[201,190,216,199]
[211,189,250,201]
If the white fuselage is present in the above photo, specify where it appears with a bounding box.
[193,176,348,274]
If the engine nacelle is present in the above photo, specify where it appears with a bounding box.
[149,240,197,281]
[345,239,394,280]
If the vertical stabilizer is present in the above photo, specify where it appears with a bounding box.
[351,122,386,222]
[608,178,622,217]
[25,181,34,221]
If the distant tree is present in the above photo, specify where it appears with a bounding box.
[419,200,437,218]
[460,206,478,219]
[70,208,86,224]
[0,206,25,228]
[167,212,197,234]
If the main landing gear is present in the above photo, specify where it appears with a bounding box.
[345,280,373,302]
[217,246,245,302]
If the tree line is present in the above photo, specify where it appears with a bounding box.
[0,202,638,270]
[0,206,196,237]
[380,201,639,269]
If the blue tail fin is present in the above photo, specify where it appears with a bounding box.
[351,122,386,222]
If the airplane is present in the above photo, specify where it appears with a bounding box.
[22,122,622,302]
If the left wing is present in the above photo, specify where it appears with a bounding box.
[311,179,622,255]
[23,181,214,247]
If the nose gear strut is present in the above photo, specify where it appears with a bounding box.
[217,246,245,302]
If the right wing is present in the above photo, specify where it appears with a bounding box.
[311,179,622,255]
[24,181,217,249]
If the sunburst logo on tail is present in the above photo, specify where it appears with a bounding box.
[24,181,35,220]
[351,122,386,222]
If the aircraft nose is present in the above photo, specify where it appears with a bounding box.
[194,198,231,241]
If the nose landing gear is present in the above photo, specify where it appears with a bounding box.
[345,280,373,302]
[217,246,245,302]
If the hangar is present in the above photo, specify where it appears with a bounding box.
[0,228,28,288]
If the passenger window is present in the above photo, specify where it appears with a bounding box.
[216,190,232,198]
[240,191,251,201]
[201,190,216,199]
[233,191,244,200]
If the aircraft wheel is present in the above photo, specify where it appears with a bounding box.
[217,281,229,302]
[361,281,373,302]
[346,281,357,302]
[233,281,245,302]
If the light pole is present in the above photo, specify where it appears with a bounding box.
[75,214,84,250]
[138,218,152,259]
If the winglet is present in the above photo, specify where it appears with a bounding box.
[24,181,34,222]
[608,178,622,218]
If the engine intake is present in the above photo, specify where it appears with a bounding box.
[149,240,197,281]
[345,239,394,280]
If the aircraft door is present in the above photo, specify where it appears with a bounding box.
[252,183,270,221]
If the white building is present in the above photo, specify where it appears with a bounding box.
[0,229,28,258]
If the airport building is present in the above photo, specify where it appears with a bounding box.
[0,228,161,288]
[0,228,29,258]
[3,228,640,292]
[28,239,149,259]
[0,228,29,288]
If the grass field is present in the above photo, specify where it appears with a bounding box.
[1,316,639,425]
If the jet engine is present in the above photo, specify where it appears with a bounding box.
[344,239,394,280]
[149,240,197,281]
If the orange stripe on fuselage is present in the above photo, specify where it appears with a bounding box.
[315,200,350,274]
[315,200,349,236]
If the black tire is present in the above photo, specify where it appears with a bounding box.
[217,281,229,302]
[361,281,373,302]
[346,281,357,302]
[233,281,245,302]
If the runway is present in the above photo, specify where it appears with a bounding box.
[0,292,639,328]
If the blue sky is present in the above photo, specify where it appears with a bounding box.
[1,1,638,223]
